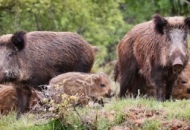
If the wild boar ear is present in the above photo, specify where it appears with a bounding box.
[185,16,190,30]
[92,74,100,83]
[99,72,107,79]
[11,30,26,51]
[153,14,167,34]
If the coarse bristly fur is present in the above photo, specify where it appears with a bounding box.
[0,31,96,119]
[115,14,190,101]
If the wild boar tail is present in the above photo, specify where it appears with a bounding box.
[91,46,100,54]
[113,60,119,82]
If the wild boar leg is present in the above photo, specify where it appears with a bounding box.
[150,67,166,101]
[119,58,138,98]
[165,79,176,100]
[156,85,165,101]
[16,86,32,119]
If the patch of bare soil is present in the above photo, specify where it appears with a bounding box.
[109,106,190,130]
[162,119,190,130]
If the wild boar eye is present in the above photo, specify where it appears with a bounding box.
[181,80,187,85]
[168,36,171,41]
[100,83,105,87]
[187,89,190,94]
[7,52,14,59]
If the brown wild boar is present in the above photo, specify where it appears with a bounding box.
[46,72,114,106]
[115,14,190,101]
[0,85,38,115]
[0,31,95,118]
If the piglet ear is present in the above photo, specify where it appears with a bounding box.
[185,16,190,29]
[92,74,99,80]
[99,72,107,79]
[92,74,100,84]
[11,30,26,51]
[153,14,167,34]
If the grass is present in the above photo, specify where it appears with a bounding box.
[1,97,190,130]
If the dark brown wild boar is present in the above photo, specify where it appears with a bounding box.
[47,72,114,106]
[0,85,38,115]
[0,31,95,118]
[115,14,190,101]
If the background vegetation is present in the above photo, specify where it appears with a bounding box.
[0,0,189,66]
[1,0,190,129]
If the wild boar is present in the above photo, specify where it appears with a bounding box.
[0,85,38,115]
[46,72,114,106]
[0,31,95,118]
[115,14,190,101]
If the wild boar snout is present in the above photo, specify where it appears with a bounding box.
[105,89,115,98]
[186,88,190,94]
[172,57,184,73]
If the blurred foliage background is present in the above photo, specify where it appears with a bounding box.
[0,0,189,67]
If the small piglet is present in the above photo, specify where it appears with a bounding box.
[46,72,114,106]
